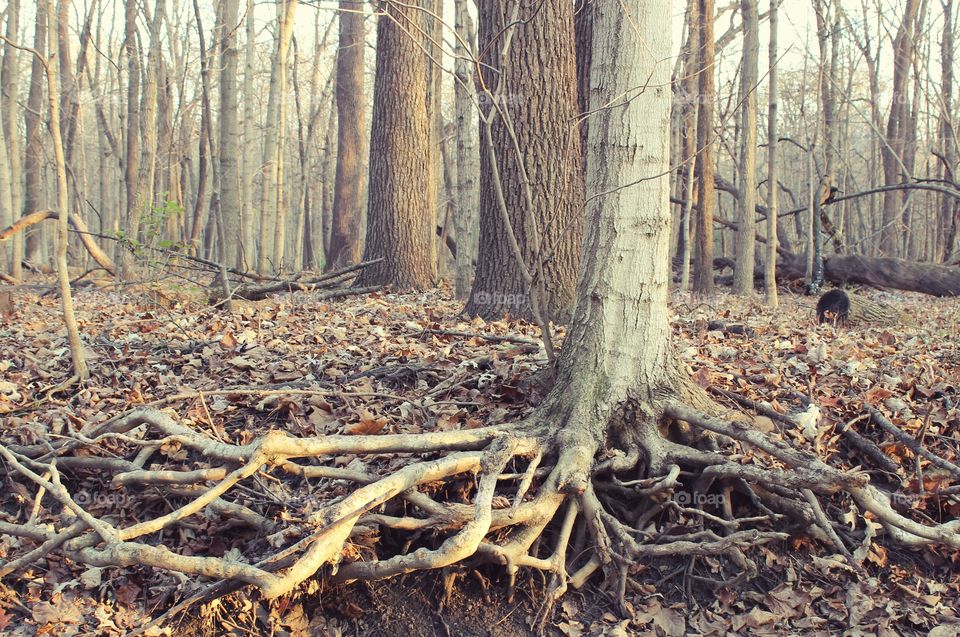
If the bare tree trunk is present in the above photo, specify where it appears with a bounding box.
[355,1,435,289]
[465,0,585,322]
[732,0,758,294]
[452,0,479,299]
[880,0,921,256]
[0,105,13,275]
[23,1,48,263]
[121,0,141,271]
[189,0,213,257]
[677,0,698,292]
[45,0,88,380]
[218,0,241,269]
[240,0,256,270]
[939,0,958,262]
[271,0,298,271]
[1,0,22,278]
[327,0,366,269]
[765,0,780,308]
[693,0,716,295]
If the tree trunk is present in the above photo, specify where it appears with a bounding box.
[880,0,921,256]
[327,0,366,269]
[765,0,780,308]
[23,1,48,263]
[677,0,699,292]
[1,0,22,278]
[218,0,242,269]
[939,0,958,262]
[270,0,297,271]
[241,0,256,270]
[121,0,141,271]
[465,0,585,322]
[693,0,716,295]
[45,0,88,379]
[452,0,479,299]
[355,1,435,290]
[732,0,759,295]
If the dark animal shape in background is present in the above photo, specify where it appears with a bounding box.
[816,289,850,324]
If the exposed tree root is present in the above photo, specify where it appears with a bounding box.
[2,392,959,624]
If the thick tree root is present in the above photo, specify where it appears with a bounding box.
[2,397,959,619]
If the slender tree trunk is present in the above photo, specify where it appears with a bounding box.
[733,0,759,294]
[218,0,241,269]
[327,0,366,269]
[693,0,716,295]
[765,0,780,307]
[880,0,921,256]
[271,0,298,271]
[1,0,22,278]
[939,0,958,262]
[189,0,212,255]
[121,0,141,270]
[240,0,256,270]
[45,0,88,379]
[0,106,13,275]
[23,1,48,263]
[452,0,479,299]
[356,1,435,289]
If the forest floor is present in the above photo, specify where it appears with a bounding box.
[0,279,959,636]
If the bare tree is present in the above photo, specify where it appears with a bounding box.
[880,0,922,256]
[765,0,780,307]
[219,0,242,269]
[465,0,585,323]
[733,0,759,294]
[452,0,479,299]
[693,0,716,295]
[1,0,22,278]
[327,0,366,269]
[23,1,47,263]
[356,1,435,289]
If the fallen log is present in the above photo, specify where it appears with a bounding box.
[779,253,960,297]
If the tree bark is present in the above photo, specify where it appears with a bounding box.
[1,0,22,278]
[270,0,298,271]
[879,0,921,256]
[939,0,959,262]
[693,0,716,295]
[327,0,366,269]
[218,0,242,269]
[452,0,479,299]
[465,0,585,322]
[23,1,48,263]
[355,1,435,290]
[45,0,88,379]
[765,0,780,308]
[121,0,141,271]
[732,0,759,295]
